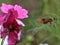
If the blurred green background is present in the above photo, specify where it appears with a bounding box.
[0,0,60,45]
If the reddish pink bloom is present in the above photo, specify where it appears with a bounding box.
[0,3,28,45]
[1,9,22,45]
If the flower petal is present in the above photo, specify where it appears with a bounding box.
[14,5,28,19]
[1,3,13,13]
[18,9,28,19]
[1,3,8,13]
[16,19,25,26]
[14,5,22,11]
[0,14,6,24]
[8,5,13,9]
[0,25,4,38]
[8,31,17,45]
[1,30,8,38]
[18,31,21,40]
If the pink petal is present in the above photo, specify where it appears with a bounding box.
[18,31,21,40]
[0,25,8,38]
[8,5,13,9]
[0,25,3,31]
[8,38,15,45]
[17,9,28,19]
[1,3,13,13]
[1,31,8,38]
[16,19,25,26]
[14,5,28,19]
[1,3,8,13]
[0,25,4,38]
[8,31,17,45]
[0,14,6,24]
[14,5,22,10]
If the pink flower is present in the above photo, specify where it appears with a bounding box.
[0,3,28,25]
[0,9,23,45]
[0,3,28,45]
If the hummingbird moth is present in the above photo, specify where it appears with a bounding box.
[38,18,55,24]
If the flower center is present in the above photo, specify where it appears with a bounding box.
[9,25,14,30]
